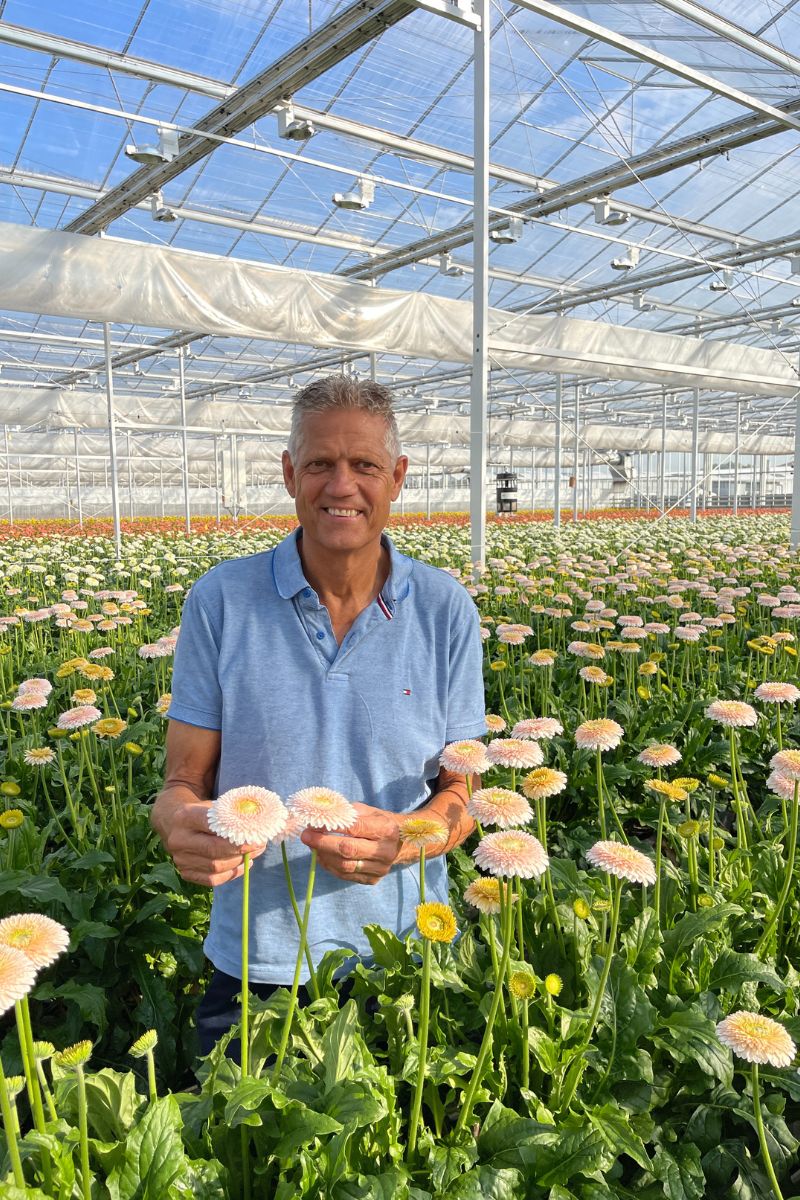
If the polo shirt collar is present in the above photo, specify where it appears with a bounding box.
[272,527,412,605]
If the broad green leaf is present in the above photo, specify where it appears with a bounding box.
[442,1165,523,1199]
[323,1079,387,1128]
[654,1002,733,1084]
[587,1103,651,1172]
[535,1127,606,1188]
[708,949,784,995]
[35,979,109,1035]
[597,958,656,1057]
[662,904,741,963]
[622,909,663,979]
[331,1169,411,1200]
[429,1142,478,1192]
[322,1000,361,1092]
[223,1077,273,1128]
[0,870,69,906]
[84,1069,143,1142]
[315,948,353,996]
[477,1100,549,1167]
[270,1102,343,1158]
[527,1027,559,1074]
[71,918,118,943]
[107,1094,187,1200]
[651,1143,705,1200]
[132,960,177,1070]
[363,924,411,970]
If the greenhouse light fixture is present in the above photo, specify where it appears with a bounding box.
[149,191,177,223]
[332,177,375,211]
[610,247,639,271]
[709,269,732,292]
[275,102,315,142]
[592,197,629,227]
[439,254,464,277]
[489,216,524,244]
[125,127,179,166]
[632,292,654,311]
[789,255,800,275]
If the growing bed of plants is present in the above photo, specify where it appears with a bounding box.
[1,513,799,1199]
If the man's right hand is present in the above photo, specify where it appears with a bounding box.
[152,720,266,888]
[151,792,266,887]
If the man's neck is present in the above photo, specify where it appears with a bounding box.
[297,532,390,611]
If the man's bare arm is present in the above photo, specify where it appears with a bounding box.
[395,766,477,865]
[151,720,266,887]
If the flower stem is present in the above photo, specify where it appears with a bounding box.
[241,852,250,1078]
[273,850,317,1080]
[752,1063,784,1200]
[0,1057,25,1189]
[653,798,667,928]
[75,1065,92,1200]
[595,749,607,840]
[456,878,515,1134]
[419,846,426,903]
[281,845,319,999]
[755,779,798,960]
[407,938,431,1158]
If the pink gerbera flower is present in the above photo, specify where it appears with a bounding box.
[440,740,492,775]
[637,743,681,768]
[586,840,656,886]
[511,717,563,741]
[716,1011,796,1067]
[0,914,70,968]
[18,679,52,696]
[770,749,800,781]
[575,719,624,752]
[0,944,37,1016]
[485,739,544,770]
[473,830,549,879]
[754,682,800,705]
[467,787,532,829]
[56,705,102,730]
[12,693,49,711]
[287,787,357,831]
[705,700,758,728]
[208,786,287,846]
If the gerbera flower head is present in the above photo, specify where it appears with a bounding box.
[673,776,700,793]
[705,700,758,728]
[644,777,688,801]
[0,913,70,968]
[54,1041,92,1070]
[484,714,507,733]
[770,749,800,781]
[585,840,656,886]
[520,767,568,800]
[0,944,37,1016]
[574,719,624,752]
[508,970,537,1000]
[716,1011,796,1067]
[529,649,556,667]
[56,705,101,731]
[463,876,503,914]
[485,738,544,770]
[18,678,52,696]
[511,717,563,741]
[12,692,49,711]
[288,786,357,831]
[93,718,128,740]
[637,743,682,768]
[473,830,549,879]
[416,902,457,943]
[71,689,97,705]
[766,770,798,802]
[399,817,449,848]
[467,787,533,829]
[440,740,492,775]
[272,808,307,846]
[208,786,287,846]
[580,666,612,685]
[24,747,55,767]
[755,682,800,705]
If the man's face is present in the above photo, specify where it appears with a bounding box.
[282,408,407,556]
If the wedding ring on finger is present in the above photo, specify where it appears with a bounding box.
[354,859,364,873]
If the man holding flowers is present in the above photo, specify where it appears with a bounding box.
[152,375,486,1052]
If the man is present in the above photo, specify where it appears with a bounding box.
[152,376,486,1054]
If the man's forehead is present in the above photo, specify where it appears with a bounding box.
[296,411,393,457]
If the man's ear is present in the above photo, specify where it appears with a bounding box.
[282,450,297,498]
[391,456,409,501]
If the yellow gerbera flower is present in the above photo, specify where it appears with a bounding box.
[416,902,457,944]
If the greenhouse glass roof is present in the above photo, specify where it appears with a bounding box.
[0,0,798,445]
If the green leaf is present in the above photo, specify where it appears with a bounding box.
[315,948,353,996]
[363,924,411,970]
[222,1077,274,1129]
[535,1127,607,1188]
[322,1000,361,1092]
[442,1165,523,1199]
[84,1069,143,1142]
[477,1100,548,1168]
[141,862,183,891]
[107,1094,187,1200]
[35,979,109,1035]
[323,1079,387,1128]
[708,949,784,995]
[132,960,177,1070]
[662,904,741,964]
[587,1104,651,1172]
[71,918,118,943]
[270,1101,343,1158]
[651,1143,705,1200]
[0,870,68,906]
[331,1169,411,1200]
[429,1143,478,1191]
[69,849,115,870]
[527,1027,559,1074]
[654,1002,733,1084]
[622,909,663,979]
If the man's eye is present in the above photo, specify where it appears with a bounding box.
[357,461,378,470]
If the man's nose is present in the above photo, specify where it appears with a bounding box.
[326,462,358,493]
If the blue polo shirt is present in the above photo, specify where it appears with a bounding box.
[168,529,486,983]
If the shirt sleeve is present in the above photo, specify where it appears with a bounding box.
[444,591,487,742]
[167,583,223,730]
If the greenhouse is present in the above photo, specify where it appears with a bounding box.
[1,0,800,1196]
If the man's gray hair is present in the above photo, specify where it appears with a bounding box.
[287,374,402,461]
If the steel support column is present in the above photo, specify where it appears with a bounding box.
[660,390,667,512]
[3,426,12,528]
[74,427,83,528]
[126,431,135,520]
[554,375,562,528]
[572,385,580,523]
[469,0,489,570]
[426,441,432,519]
[102,323,122,558]
[689,388,700,523]
[733,407,740,515]
[531,447,536,513]
[177,349,191,534]
[791,393,800,548]
[214,437,221,526]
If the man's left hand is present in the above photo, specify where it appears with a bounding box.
[300,801,403,885]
